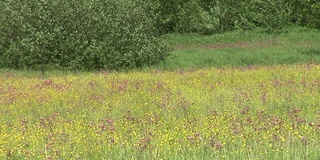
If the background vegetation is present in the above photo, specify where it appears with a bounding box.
[0,0,319,71]
[155,0,320,34]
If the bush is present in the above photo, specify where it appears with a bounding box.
[291,0,320,29]
[249,0,294,30]
[0,0,171,71]
[174,0,219,34]
[154,0,219,34]
[207,0,319,32]
[154,0,184,34]
[200,0,293,32]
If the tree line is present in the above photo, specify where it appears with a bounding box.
[155,0,319,34]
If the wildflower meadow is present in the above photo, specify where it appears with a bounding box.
[0,64,319,159]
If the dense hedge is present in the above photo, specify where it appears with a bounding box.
[0,0,171,71]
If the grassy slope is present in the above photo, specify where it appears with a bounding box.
[153,27,320,70]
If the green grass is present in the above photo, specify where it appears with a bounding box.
[1,26,320,159]
[154,26,320,70]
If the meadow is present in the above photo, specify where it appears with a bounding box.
[0,27,320,159]
[1,64,320,159]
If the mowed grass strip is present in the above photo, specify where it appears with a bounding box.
[0,64,319,159]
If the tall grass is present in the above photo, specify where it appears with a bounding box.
[0,64,319,159]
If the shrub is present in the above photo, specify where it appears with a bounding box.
[0,0,171,71]
[291,0,320,29]
[174,0,219,34]
[154,0,219,34]
[249,0,294,30]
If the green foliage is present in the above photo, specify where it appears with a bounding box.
[0,0,171,71]
[204,0,256,31]
[291,0,320,29]
[174,0,219,34]
[200,0,295,32]
[155,0,219,34]
[153,0,183,34]
[155,0,319,34]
